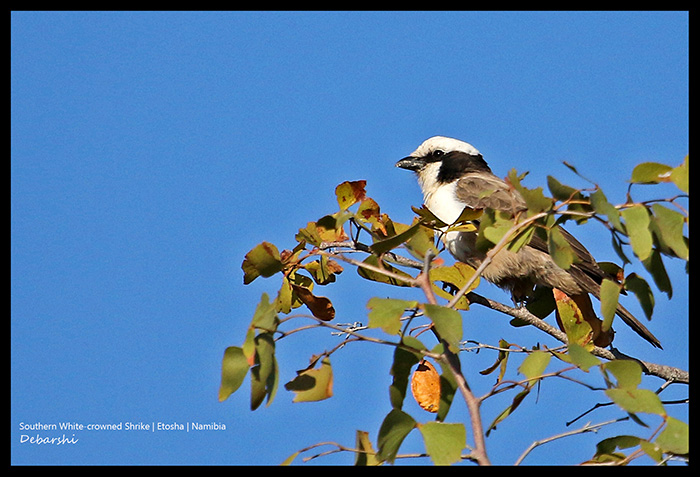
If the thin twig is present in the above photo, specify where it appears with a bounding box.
[446,211,548,308]
[514,417,626,465]
[315,249,417,286]
[466,292,689,384]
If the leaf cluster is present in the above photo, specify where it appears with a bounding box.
[220,157,688,465]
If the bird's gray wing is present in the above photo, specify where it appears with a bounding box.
[528,227,606,281]
[454,172,527,213]
[525,219,663,348]
[456,172,605,281]
[453,172,662,348]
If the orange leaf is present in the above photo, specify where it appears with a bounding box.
[411,360,441,413]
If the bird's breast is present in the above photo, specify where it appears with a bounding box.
[423,181,466,226]
[423,181,483,265]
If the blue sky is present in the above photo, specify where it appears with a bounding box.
[11,11,688,465]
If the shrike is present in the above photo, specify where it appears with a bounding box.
[397,136,661,348]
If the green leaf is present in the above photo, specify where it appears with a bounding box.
[479,338,511,383]
[275,277,293,314]
[430,262,479,310]
[241,241,284,284]
[610,232,632,265]
[518,350,551,380]
[474,209,496,252]
[376,409,417,463]
[251,292,279,331]
[547,175,579,202]
[506,224,536,253]
[670,156,688,193]
[355,430,381,466]
[630,162,673,184]
[295,221,324,247]
[525,285,556,319]
[642,249,673,298]
[367,297,418,335]
[284,357,333,403]
[315,213,351,242]
[369,220,423,255]
[435,357,458,422]
[624,273,655,320]
[481,211,515,246]
[250,332,278,410]
[241,326,256,364]
[593,435,642,462]
[486,387,531,436]
[550,180,591,224]
[548,227,577,269]
[563,343,601,371]
[603,359,642,390]
[423,304,462,352]
[418,422,466,466]
[412,205,449,229]
[507,169,552,214]
[621,205,653,261]
[450,205,484,225]
[599,279,621,332]
[651,203,688,260]
[303,256,343,285]
[403,220,440,261]
[506,167,529,187]
[389,336,426,409]
[562,161,582,175]
[218,346,250,402]
[521,186,554,215]
[655,417,689,455]
[590,188,624,233]
[357,255,414,287]
[605,388,666,416]
[639,440,664,463]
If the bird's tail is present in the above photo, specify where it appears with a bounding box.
[614,303,663,349]
[554,289,662,349]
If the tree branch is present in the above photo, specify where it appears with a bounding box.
[318,241,689,385]
[415,249,491,465]
[465,292,689,384]
[514,417,627,465]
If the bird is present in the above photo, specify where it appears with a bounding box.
[396,136,661,348]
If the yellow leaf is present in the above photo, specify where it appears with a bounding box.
[335,180,367,210]
[285,358,333,403]
[241,242,283,284]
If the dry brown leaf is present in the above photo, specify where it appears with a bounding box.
[291,284,335,321]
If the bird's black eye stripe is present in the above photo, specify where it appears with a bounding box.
[425,149,445,163]
[436,151,492,183]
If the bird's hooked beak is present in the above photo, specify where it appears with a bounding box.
[396,156,425,171]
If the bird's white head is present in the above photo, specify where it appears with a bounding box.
[408,136,481,159]
[396,135,493,209]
